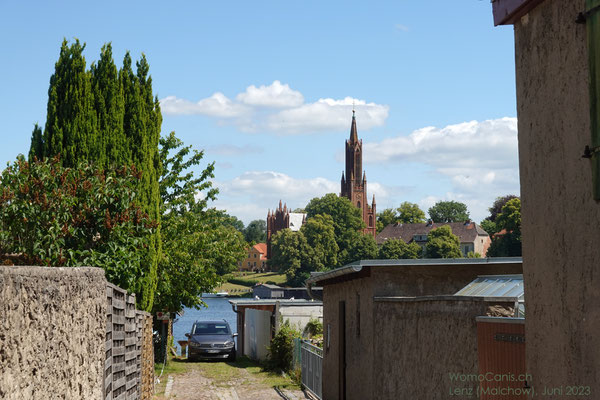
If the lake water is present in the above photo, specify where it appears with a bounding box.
[172,297,238,353]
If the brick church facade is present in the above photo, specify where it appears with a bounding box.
[341,111,377,237]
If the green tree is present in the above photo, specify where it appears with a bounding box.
[269,229,309,286]
[0,157,155,292]
[28,124,44,162]
[340,230,379,265]
[488,195,519,222]
[428,200,470,223]
[244,219,267,243]
[487,198,522,257]
[479,218,498,236]
[301,214,338,272]
[379,238,422,259]
[397,202,426,224]
[217,212,245,233]
[425,225,462,258]
[376,208,399,233]
[155,133,245,312]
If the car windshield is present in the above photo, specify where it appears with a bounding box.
[192,322,230,335]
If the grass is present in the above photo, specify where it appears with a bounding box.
[153,354,300,396]
[231,272,288,286]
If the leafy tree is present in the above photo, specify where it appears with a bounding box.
[379,238,422,259]
[301,214,338,272]
[217,212,245,233]
[376,208,399,233]
[488,195,519,222]
[305,193,364,238]
[397,202,426,224]
[244,219,267,243]
[487,198,522,257]
[305,193,364,263]
[155,133,245,312]
[269,229,309,286]
[479,218,498,236]
[428,200,470,223]
[0,157,155,292]
[339,230,378,265]
[425,225,462,258]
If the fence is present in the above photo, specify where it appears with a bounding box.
[105,283,154,400]
[300,340,323,400]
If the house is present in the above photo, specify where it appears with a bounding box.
[491,0,600,393]
[305,258,523,400]
[228,299,323,361]
[376,220,491,256]
[252,283,323,300]
[238,243,268,272]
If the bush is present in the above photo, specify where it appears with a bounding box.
[303,318,323,338]
[227,277,259,287]
[267,320,301,372]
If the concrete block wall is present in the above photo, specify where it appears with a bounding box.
[0,266,106,400]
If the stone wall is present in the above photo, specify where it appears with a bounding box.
[514,0,600,393]
[0,266,106,400]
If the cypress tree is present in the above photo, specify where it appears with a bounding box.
[90,43,125,168]
[28,124,44,161]
[42,39,97,167]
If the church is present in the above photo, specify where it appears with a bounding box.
[340,110,377,237]
[266,111,377,255]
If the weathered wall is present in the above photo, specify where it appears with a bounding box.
[0,266,106,400]
[371,262,522,297]
[138,312,154,400]
[373,298,513,399]
[514,0,600,392]
[322,276,373,400]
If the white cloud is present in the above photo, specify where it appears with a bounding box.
[207,144,264,156]
[266,97,389,134]
[160,93,249,118]
[160,82,389,135]
[236,80,304,108]
[365,117,520,222]
[395,24,409,32]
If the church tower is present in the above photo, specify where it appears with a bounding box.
[341,110,377,237]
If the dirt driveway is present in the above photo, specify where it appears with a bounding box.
[154,358,309,400]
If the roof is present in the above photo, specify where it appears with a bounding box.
[252,243,267,254]
[288,213,306,231]
[254,283,281,289]
[229,299,322,307]
[306,257,523,286]
[492,0,546,26]
[455,274,524,300]
[376,221,489,245]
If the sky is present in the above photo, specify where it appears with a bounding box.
[0,1,519,226]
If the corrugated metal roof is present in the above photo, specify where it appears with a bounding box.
[454,274,524,300]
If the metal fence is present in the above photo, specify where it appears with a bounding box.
[301,340,323,400]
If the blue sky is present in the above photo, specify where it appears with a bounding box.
[0,1,518,225]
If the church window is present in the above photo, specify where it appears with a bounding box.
[357,201,361,208]
[369,215,373,227]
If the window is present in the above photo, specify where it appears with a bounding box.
[254,253,257,258]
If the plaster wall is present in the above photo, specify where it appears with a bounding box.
[514,0,600,391]
[321,277,373,400]
[371,263,522,297]
[279,305,322,333]
[372,298,512,399]
[0,266,106,400]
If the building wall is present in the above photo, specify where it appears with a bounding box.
[322,276,374,400]
[372,298,512,399]
[514,0,600,392]
[371,263,522,297]
[240,247,267,271]
[279,304,323,333]
[0,266,106,400]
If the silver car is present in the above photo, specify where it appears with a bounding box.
[186,320,237,361]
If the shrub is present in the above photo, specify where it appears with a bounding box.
[267,320,301,372]
[303,318,323,338]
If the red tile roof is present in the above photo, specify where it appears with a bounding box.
[253,243,267,255]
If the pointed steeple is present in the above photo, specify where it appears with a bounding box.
[279,199,282,210]
[349,109,358,143]
[341,171,346,184]
[372,194,376,205]
[363,171,366,183]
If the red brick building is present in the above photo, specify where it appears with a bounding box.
[340,111,377,237]
[266,201,306,259]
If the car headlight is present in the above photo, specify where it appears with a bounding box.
[224,341,235,348]
[189,341,201,348]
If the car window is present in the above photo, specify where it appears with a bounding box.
[193,323,230,335]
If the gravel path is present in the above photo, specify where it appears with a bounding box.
[155,361,309,400]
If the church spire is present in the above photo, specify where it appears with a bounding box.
[349,108,358,143]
